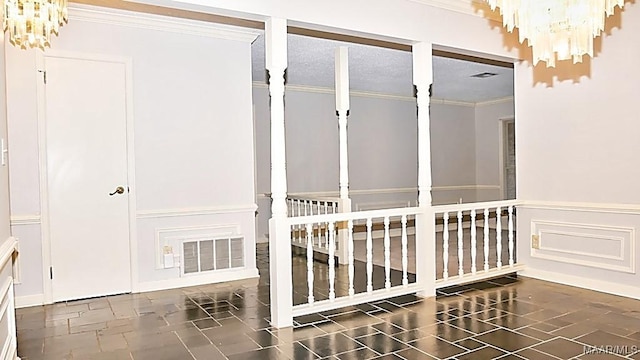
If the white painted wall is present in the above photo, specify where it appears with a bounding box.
[6,7,259,305]
[516,3,640,298]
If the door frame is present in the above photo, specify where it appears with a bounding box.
[498,116,515,200]
[36,50,139,304]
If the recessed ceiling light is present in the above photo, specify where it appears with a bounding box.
[470,72,498,78]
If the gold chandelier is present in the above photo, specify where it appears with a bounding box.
[2,0,68,48]
[486,0,625,67]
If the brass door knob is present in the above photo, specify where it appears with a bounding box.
[109,186,125,196]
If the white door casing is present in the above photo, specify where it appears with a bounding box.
[36,51,138,303]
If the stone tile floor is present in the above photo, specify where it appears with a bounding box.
[16,244,640,359]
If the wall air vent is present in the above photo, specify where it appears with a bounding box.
[182,237,244,276]
[470,72,498,78]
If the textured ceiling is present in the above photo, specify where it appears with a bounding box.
[252,34,514,103]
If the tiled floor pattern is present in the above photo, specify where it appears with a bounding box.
[17,244,640,359]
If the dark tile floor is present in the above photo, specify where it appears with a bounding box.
[16,244,640,359]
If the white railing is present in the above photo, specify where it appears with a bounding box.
[433,200,524,288]
[287,196,339,218]
[287,195,343,260]
[286,207,422,317]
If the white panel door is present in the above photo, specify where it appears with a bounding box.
[44,56,131,302]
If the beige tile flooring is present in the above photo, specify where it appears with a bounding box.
[16,243,640,360]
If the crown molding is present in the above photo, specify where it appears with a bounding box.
[406,0,502,22]
[252,82,416,102]
[68,4,261,43]
[475,96,514,107]
[429,98,475,107]
[253,82,511,106]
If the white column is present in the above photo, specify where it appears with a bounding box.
[266,17,292,329]
[336,47,351,265]
[413,42,435,298]
[336,46,350,201]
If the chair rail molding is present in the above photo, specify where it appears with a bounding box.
[521,200,640,214]
[10,215,41,226]
[136,204,258,219]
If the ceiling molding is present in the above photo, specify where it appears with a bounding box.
[68,4,261,42]
[430,98,475,107]
[254,82,510,106]
[252,82,416,102]
[475,96,514,107]
[406,0,502,22]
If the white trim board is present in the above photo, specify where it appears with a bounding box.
[136,267,259,293]
[68,4,260,42]
[15,294,45,309]
[520,201,640,214]
[137,204,258,219]
[257,185,500,199]
[406,0,502,22]
[0,238,17,272]
[253,82,416,102]
[520,268,640,300]
[253,82,512,106]
[9,215,41,226]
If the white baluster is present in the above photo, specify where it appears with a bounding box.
[328,221,336,301]
[348,219,355,296]
[496,207,502,268]
[384,216,391,289]
[457,210,464,277]
[332,202,337,214]
[323,203,329,248]
[483,208,489,271]
[508,205,514,266]
[443,212,449,280]
[306,223,314,304]
[296,200,301,241]
[401,215,408,286]
[366,218,373,293]
[471,209,477,274]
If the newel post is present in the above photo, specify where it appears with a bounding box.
[336,46,352,265]
[266,17,293,328]
[413,42,436,298]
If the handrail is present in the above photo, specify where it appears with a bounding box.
[286,195,340,203]
[432,199,522,213]
[286,206,422,226]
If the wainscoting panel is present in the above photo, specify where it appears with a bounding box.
[518,202,640,300]
[531,220,634,273]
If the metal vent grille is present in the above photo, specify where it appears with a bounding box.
[183,237,244,275]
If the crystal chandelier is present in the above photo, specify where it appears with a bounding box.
[485,0,625,67]
[2,0,68,48]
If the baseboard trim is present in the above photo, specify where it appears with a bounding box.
[519,268,640,300]
[136,268,260,293]
[15,294,45,309]
[256,236,269,244]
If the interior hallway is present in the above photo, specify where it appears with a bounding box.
[15,244,640,360]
